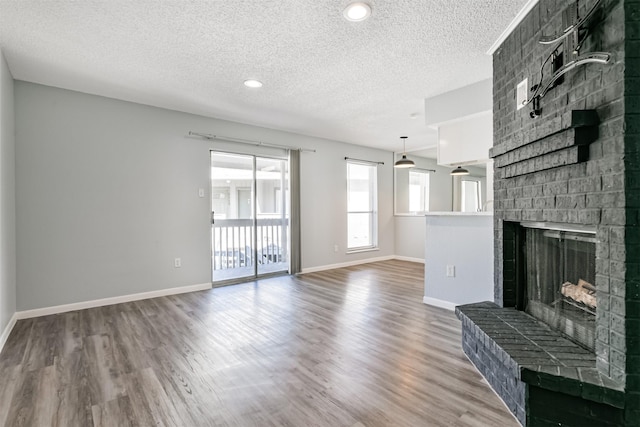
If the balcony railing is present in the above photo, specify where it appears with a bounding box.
[212,218,288,270]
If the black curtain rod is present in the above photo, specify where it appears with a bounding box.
[344,157,384,165]
[188,131,316,153]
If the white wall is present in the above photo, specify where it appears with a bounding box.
[424,79,492,127]
[0,50,16,341]
[15,82,395,310]
[424,79,493,169]
[437,113,493,166]
[424,214,494,309]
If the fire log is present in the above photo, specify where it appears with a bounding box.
[561,279,596,309]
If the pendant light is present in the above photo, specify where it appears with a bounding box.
[394,136,415,169]
[450,166,470,176]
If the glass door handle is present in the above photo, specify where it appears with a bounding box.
[211,211,215,225]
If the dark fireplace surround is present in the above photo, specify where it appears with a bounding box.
[455,0,640,425]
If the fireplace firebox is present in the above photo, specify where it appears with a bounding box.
[521,223,597,351]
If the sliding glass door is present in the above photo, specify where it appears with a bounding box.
[211,151,289,284]
[255,157,289,276]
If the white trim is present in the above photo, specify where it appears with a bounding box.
[15,283,212,320]
[486,0,539,55]
[394,256,425,264]
[0,313,18,354]
[346,247,380,255]
[422,296,457,311]
[300,255,395,274]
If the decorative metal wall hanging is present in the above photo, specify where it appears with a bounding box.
[523,0,611,118]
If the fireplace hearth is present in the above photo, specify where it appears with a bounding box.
[456,301,624,426]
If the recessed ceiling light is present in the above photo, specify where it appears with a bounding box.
[343,2,371,22]
[244,79,263,88]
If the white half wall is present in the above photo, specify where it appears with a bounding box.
[0,49,17,350]
[424,213,494,307]
[15,82,395,311]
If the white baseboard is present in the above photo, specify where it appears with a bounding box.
[423,296,458,311]
[0,312,18,354]
[16,283,212,320]
[394,256,425,264]
[300,255,395,274]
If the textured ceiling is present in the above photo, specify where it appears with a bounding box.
[0,0,528,152]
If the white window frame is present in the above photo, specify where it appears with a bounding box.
[408,169,430,214]
[346,160,378,252]
[460,177,483,212]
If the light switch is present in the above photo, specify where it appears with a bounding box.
[516,78,528,110]
[446,265,455,277]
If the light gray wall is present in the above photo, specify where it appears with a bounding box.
[394,155,455,260]
[15,81,395,310]
[394,155,455,214]
[0,50,16,333]
[303,145,393,268]
[394,216,426,260]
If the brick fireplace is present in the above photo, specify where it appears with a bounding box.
[455,0,640,425]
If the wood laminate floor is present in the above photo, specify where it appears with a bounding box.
[0,260,518,426]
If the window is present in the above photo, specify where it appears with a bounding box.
[347,161,378,250]
[408,169,430,213]
[461,179,482,212]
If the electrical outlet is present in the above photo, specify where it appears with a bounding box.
[334,244,339,252]
[198,188,205,198]
[174,258,182,268]
[446,265,455,277]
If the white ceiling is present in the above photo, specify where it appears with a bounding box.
[0,0,528,152]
